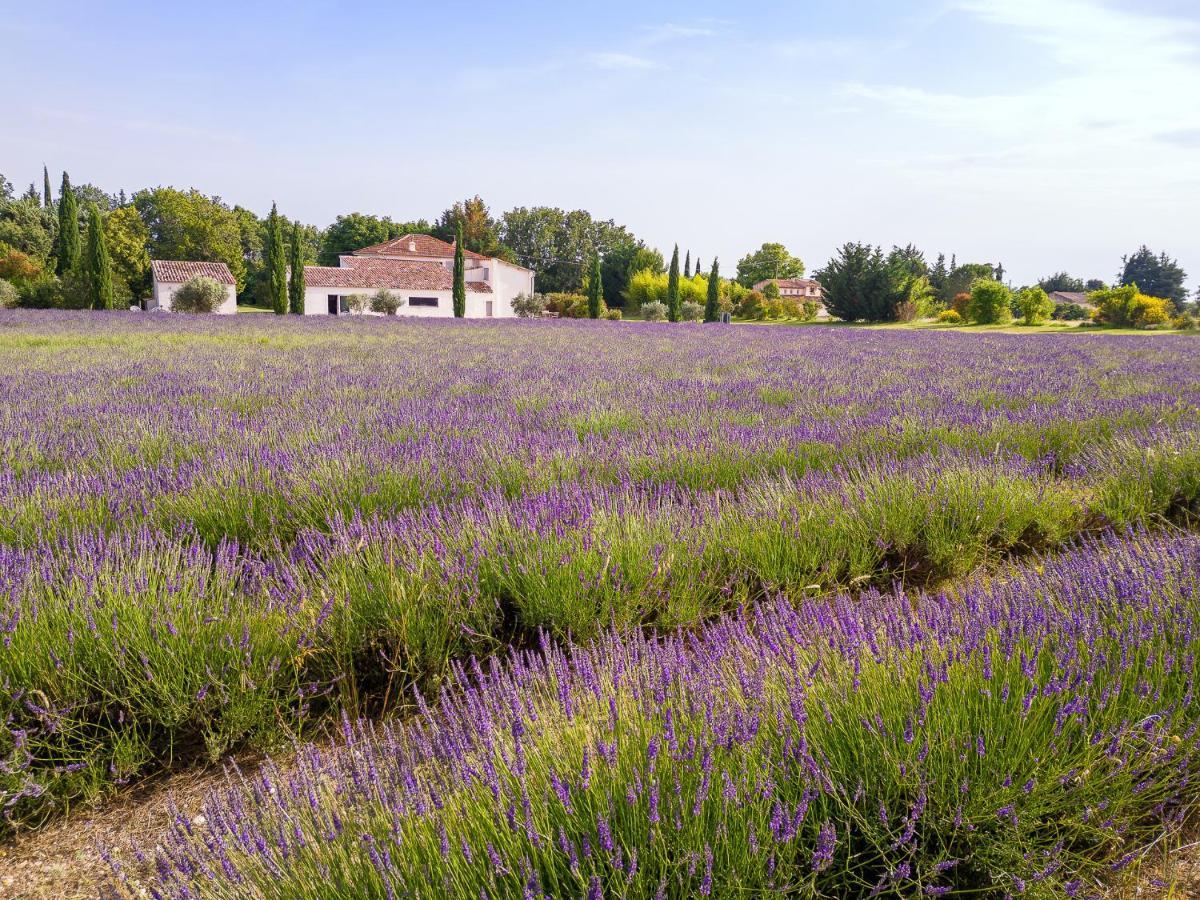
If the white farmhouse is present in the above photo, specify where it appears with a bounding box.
[148,260,238,314]
[301,234,534,318]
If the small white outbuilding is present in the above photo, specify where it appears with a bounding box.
[148,260,238,314]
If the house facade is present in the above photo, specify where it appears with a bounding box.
[1048,291,1094,309]
[148,260,237,314]
[753,278,824,301]
[301,234,534,318]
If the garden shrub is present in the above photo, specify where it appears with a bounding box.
[368,289,403,316]
[1016,286,1054,325]
[1051,302,1089,321]
[1171,313,1197,331]
[966,279,1013,324]
[511,292,545,318]
[937,309,963,324]
[641,301,667,321]
[602,308,622,321]
[681,300,705,321]
[0,277,17,309]
[171,275,226,313]
[1091,285,1173,329]
[951,292,971,317]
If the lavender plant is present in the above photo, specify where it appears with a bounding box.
[108,532,1200,898]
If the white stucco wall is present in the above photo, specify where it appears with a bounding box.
[302,287,471,318]
[149,280,237,314]
[489,260,535,318]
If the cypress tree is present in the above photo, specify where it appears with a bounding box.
[56,172,80,276]
[587,252,603,319]
[43,165,52,209]
[266,203,287,315]
[684,250,691,278]
[288,224,305,314]
[83,203,114,309]
[704,258,721,322]
[666,244,681,322]
[453,221,466,317]
[696,258,702,276]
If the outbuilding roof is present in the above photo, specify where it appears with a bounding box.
[150,260,236,285]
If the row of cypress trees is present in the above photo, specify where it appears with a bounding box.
[664,244,723,322]
[54,171,116,309]
[264,202,306,315]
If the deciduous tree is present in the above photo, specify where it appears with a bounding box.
[735,242,805,288]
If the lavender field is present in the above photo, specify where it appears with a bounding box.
[1,311,1199,895]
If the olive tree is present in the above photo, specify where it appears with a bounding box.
[369,289,403,315]
[171,275,226,313]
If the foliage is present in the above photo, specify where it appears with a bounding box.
[16,276,63,309]
[737,289,767,319]
[134,187,247,291]
[453,221,466,318]
[433,196,507,259]
[704,259,721,322]
[510,292,545,318]
[543,292,597,318]
[343,294,369,314]
[82,204,115,310]
[0,278,17,308]
[1171,313,1197,332]
[0,243,43,285]
[762,280,781,300]
[602,308,622,321]
[735,241,805,287]
[938,262,995,305]
[666,244,681,322]
[640,300,667,321]
[680,300,704,321]
[368,289,403,316]
[1119,246,1188,305]
[1016,285,1054,325]
[600,241,662,308]
[55,173,80,276]
[0,197,55,261]
[170,275,226,313]
[317,213,431,266]
[586,252,602,319]
[102,206,150,299]
[1091,285,1172,329]
[1037,272,1085,293]
[1051,302,1090,321]
[966,279,1013,325]
[818,243,919,322]
[936,309,963,324]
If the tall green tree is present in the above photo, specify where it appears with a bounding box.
[56,173,80,276]
[83,203,114,309]
[1119,246,1188,305]
[435,196,507,259]
[684,250,691,278]
[288,223,305,314]
[735,242,805,288]
[666,244,681,322]
[587,252,603,319]
[818,242,918,322]
[42,165,52,209]
[453,220,466,318]
[1037,272,1085,293]
[134,187,247,290]
[704,259,721,322]
[265,203,287,315]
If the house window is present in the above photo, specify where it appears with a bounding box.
[486,300,494,317]
[410,297,438,307]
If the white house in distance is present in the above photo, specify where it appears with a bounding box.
[148,260,238,314]
[301,234,534,318]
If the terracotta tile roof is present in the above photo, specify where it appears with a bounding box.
[151,260,235,285]
[303,259,492,293]
[352,233,490,261]
[1049,291,1094,306]
[754,278,823,292]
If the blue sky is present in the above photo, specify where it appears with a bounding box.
[3,0,1198,289]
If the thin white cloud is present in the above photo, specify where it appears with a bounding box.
[641,22,720,44]
[590,52,661,71]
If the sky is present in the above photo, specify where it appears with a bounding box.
[2,0,1198,290]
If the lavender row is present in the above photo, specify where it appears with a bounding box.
[105,530,1200,898]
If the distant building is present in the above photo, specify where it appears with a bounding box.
[753,278,828,317]
[1048,291,1094,308]
[148,260,237,314]
[301,234,534,318]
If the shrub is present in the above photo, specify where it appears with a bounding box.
[738,289,767,320]
[762,280,782,301]
[950,292,971,317]
[544,293,596,319]
[0,243,42,286]
[1091,285,1173,329]
[966,279,1013,324]
[641,300,667,321]
[1016,286,1054,325]
[171,276,227,314]
[1051,303,1090,321]
[602,308,622,321]
[369,289,403,316]
[1170,313,1197,331]
[680,300,704,321]
[511,292,545,318]
[17,275,63,309]
[342,294,368,314]
[0,277,18,309]
[936,309,963,324]
[800,300,821,321]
